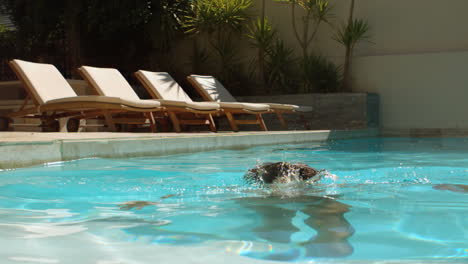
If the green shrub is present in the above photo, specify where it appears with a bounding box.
[265,40,298,94]
[300,54,342,93]
[183,0,253,88]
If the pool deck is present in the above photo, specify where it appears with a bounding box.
[0,128,378,169]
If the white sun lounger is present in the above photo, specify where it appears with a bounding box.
[185,75,273,131]
[3,59,163,132]
[135,70,273,132]
[79,66,221,132]
[187,75,310,130]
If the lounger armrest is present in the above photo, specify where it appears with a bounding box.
[296,106,313,112]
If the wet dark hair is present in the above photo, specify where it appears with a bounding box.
[244,162,322,185]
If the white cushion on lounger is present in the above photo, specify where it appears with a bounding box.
[46,96,161,109]
[136,71,220,111]
[296,106,314,112]
[218,102,270,112]
[80,66,141,100]
[151,99,219,111]
[46,95,122,105]
[136,71,194,102]
[266,103,299,111]
[189,75,237,102]
[81,66,217,112]
[185,101,220,111]
[119,98,162,109]
[10,59,78,105]
[189,74,302,112]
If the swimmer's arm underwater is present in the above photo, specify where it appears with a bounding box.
[119,194,177,210]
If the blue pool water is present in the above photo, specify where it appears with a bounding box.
[0,137,467,263]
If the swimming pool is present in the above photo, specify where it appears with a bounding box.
[0,137,467,263]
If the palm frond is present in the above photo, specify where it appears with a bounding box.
[183,0,252,35]
[332,18,371,47]
[246,17,277,52]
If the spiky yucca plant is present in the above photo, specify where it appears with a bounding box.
[333,19,370,51]
[183,0,252,82]
[333,18,370,92]
[246,18,276,54]
[246,17,277,93]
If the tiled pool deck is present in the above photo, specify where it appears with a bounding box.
[0,129,378,169]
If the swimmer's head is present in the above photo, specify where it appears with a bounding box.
[244,162,322,186]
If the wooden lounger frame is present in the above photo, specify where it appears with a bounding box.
[186,76,269,132]
[187,76,312,131]
[268,107,311,130]
[77,68,178,132]
[5,60,161,132]
[134,72,217,133]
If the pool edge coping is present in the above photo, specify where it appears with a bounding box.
[0,129,378,170]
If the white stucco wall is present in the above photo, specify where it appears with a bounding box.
[353,51,468,131]
[257,0,468,133]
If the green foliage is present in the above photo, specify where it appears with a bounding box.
[0,24,8,33]
[0,0,191,69]
[0,0,65,57]
[333,15,371,92]
[0,25,16,58]
[83,1,189,50]
[245,17,277,93]
[297,0,333,24]
[333,18,371,50]
[83,1,151,36]
[146,1,191,54]
[300,54,342,93]
[183,0,253,34]
[273,0,333,57]
[81,0,191,69]
[183,0,253,91]
[246,18,276,53]
[214,35,243,73]
[0,0,349,94]
[265,40,298,93]
[271,0,335,94]
[189,42,213,75]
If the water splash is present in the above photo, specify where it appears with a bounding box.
[243,161,341,198]
[321,170,339,182]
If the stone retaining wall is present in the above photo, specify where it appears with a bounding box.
[236,93,379,131]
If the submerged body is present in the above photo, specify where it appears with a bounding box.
[236,195,355,259]
[119,162,354,259]
[432,184,468,193]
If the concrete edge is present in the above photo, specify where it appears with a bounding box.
[0,129,379,170]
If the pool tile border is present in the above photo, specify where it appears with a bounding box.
[1,129,378,169]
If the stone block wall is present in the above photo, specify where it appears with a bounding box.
[236,93,379,131]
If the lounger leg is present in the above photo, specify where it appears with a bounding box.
[40,114,60,132]
[276,112,288,129]
[168,112,182,133]
[225,112,239,132]
[207,114,217,132]
[146,112,157,132]
[257,114,268,131]
[300,113,311,130]
[103,111,117,132]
